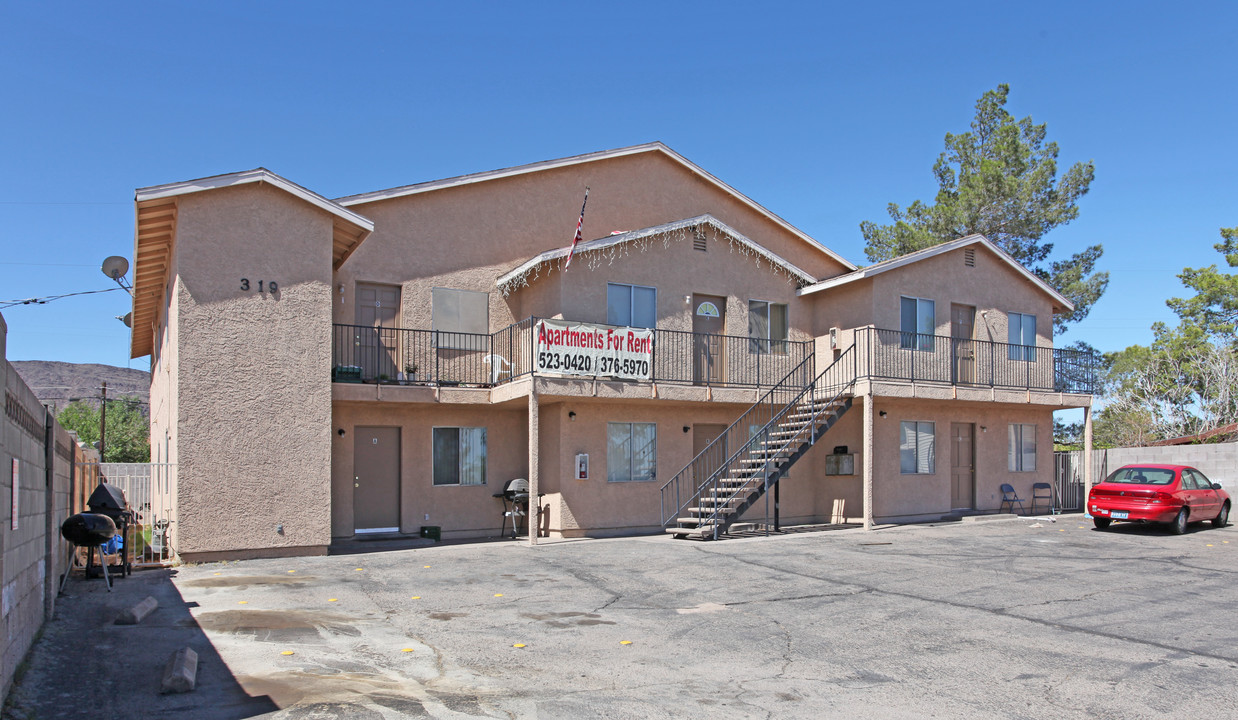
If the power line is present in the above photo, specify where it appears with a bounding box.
[0,201,126,206]
[0,287,123,310]
[0,262,98,268]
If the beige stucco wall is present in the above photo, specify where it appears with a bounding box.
[514,223,813,339]
[536,398,765,536]
[147,229,180,553]
[811,244,1056,346]
[334,150,851,334]
[172,184,336,559]
[864,398,1055,522]
[330,401,528,540]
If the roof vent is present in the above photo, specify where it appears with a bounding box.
[964,248,976,267]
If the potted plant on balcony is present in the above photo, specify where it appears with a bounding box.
[399,362,418,385]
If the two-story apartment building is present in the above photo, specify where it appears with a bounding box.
[129,143,1097,561]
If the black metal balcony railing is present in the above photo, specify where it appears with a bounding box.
[331,322,1099,395]
[331,320,813,390]
[856,327,1100,394]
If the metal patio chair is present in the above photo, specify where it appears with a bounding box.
[1031,482,1055,515]
[999,483,1026,515]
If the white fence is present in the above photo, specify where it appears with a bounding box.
[85,462,176,563]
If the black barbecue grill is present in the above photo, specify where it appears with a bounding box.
[60,482,135,589]
[493,478,529,539]
[493,478,544,539]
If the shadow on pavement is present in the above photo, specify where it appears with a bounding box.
[3,566,278,719]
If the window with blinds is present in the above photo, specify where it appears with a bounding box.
[899,421,935,474]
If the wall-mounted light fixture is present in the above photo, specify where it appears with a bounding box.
[878,411,887,418]
[981,426,987,433]
[337,428,346,436]
[684,295,691,304]
[568,411,576,421]
[682,426,690,433]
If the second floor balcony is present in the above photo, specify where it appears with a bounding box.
[330,320,1100,398]
[332,319,814,391]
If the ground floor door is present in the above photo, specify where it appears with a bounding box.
[354,426,400,532]
[951,422,975,510]
[692,294,726,384]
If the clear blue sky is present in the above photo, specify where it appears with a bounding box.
[2,1,1235,373]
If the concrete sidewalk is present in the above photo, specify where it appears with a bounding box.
[6,516,1238,718]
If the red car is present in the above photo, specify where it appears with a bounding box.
[1088,464,1230,533]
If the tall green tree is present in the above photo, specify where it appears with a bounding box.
[1166,226,1238,338]
[1097,227,1238,444]
[860,84,1107,332]
[57,398,150,463]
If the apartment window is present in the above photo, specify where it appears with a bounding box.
[607,422,657,482]
[900,297,935,351]
[432,288,489,350]
[432,427,487,486]
[900,421,935,474]
[1008,424,1036,472]
[607,283,656,329]
[748,300,789,354]
[1008,312,1036,361]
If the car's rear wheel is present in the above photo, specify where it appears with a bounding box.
[1093,517,1111,529]
[1213,503,1230,529]
[1170,508,1188,535]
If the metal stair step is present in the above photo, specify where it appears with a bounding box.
[666,525,717,537]
[683,507,735,518]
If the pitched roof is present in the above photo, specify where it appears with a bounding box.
[130,169,374,358]
[797,234,1075,312]
[336,142,856,272]
[495,214,816,296]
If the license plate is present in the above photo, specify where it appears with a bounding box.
[1111,511,1129,519]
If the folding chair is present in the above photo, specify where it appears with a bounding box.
[1031,482,1055,515]
[999,483,1026,515]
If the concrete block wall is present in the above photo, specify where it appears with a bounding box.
[0,314,81,705]
[1063,442,1238,492]
[1099,443,1238,487]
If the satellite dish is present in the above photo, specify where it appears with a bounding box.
[101,256,130,281]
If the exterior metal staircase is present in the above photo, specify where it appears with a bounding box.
[660,347,857,540]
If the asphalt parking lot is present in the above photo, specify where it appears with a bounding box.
[6,515,1238,719]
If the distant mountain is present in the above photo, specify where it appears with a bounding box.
[10,361,150,416]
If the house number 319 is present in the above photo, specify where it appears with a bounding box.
[240,279,279,293]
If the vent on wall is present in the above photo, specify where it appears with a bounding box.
[964,248,976,267]
[693,234,707,252]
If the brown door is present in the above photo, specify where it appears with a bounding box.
[355,283,401,381]
[354,426,400,532]
[951,422,975,510]
[692,294,726,384]
[693,423,728,488]
[951,304,976,385]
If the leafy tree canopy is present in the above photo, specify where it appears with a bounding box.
[1166,226,1238,338]
[860,84,1107,333]
[58,398,150,463]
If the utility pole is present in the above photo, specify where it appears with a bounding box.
[99,381,107,461]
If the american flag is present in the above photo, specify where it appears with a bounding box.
[564,187,589,269]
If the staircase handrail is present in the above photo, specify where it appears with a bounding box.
[658,353,814,525]
[697,348,857,535]
[659,345,856,528]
